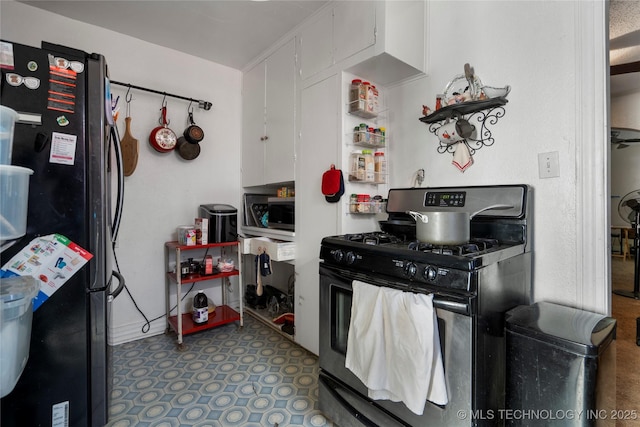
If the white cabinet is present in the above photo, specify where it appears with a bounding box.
[333,1,376,64]
[299,7,333,80]
[299,1,426,85]
[242,38,296,187]
[344,0,427,85]
[295,74,341,355]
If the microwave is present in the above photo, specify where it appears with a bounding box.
[268,197,295,230]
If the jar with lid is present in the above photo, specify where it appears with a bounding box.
[349,79,365,113]
[357,194,371,213]
[373,128,381,146]
[367,85,378,115]
[353,126,361,144]
[357,123,367,143]
[374,151,386,183]
[372,195,384,212]
[362,149,375,182]
[349,194,358,213]
[349,150,366,181]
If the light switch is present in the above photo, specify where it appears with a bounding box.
[538,151,560,179]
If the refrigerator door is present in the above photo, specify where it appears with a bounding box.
[0,40,111,427]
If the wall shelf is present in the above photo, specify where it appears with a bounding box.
[419,97,508,155]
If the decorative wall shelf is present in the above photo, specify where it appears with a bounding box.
[419,97,508,155]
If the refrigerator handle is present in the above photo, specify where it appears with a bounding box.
[110,125,124,242]
[108,270,125,300]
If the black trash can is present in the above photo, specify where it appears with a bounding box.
[199,204,237,243]
[505,302,616,426]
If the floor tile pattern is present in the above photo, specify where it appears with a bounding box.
[107,315,334,427]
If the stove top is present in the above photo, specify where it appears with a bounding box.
[320,185,532,293]
[341,232,502,256]
[322,231,521,263]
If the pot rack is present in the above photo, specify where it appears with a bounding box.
[110,80,213,111]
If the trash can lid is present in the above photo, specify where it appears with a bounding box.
[506,302,616,356]
[199,204,237,214]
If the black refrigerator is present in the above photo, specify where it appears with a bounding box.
[0,40,123,427]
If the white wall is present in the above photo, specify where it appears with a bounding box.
[611,91,640,227]
[386,1,608,309]
[1,1,243,344]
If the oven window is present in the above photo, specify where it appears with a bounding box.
[331,285,352,355]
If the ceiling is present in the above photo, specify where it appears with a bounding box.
[17,0,640,92]
[18,0,329,71]
[609,0,640,96]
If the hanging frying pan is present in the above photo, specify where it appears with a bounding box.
[183,108,204,144]
[176,136,200,160]
[149,103,177,153]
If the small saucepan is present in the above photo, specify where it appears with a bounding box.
[176,136,200,160]
[149,105,177,153]
[407,204,513,245]
[183,110,204,144]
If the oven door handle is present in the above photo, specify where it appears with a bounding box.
[432,298,470,315]
[319,374,411,427]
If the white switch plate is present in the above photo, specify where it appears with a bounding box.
[538,151,560,178]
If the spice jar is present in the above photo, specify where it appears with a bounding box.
[349,150,366,181]
[349,79,365,113]
[357,194,371,213]
[349,194,358,213]
[362,149,374,182]
[374,151,386,183]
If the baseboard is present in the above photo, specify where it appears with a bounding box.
[108,319,165,346]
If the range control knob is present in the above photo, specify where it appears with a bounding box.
[423,266,438,282]
[333,249,344,263]
[404,262,417,278]
[345,251,357,265]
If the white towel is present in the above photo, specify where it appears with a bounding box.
[452,142,473,172]
[345,280,448,415]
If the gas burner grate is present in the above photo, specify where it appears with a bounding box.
[408,238,500,255]
[345,232,403,245]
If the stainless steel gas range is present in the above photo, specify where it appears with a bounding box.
[318,185,533,427]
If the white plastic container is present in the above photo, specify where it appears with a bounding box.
[0,165,34,240]
[0,106,19,165]
[349,150,366,182]
[176,225,196,246]
[0,275,38,398]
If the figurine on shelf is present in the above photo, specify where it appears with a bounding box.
[447,92,472,105]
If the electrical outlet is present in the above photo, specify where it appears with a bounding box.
[538,151,560,179]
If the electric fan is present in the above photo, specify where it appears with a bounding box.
[613,189,640,299]
[611,127,640,149]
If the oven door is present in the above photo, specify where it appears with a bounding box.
[319,263,474,427]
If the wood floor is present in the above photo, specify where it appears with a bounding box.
[611,256,640,427]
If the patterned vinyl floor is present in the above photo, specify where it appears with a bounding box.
[107,314,335,427]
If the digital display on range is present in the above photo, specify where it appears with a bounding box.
[425,191,466,207]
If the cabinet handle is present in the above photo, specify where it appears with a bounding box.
[260,135,269,141]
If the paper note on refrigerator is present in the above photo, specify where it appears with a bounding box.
[0,233,93,310]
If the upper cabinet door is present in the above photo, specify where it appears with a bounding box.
[333,1,376,64]
[300,7,334,80]
[264,38,296,185]
[241,61,267,187]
